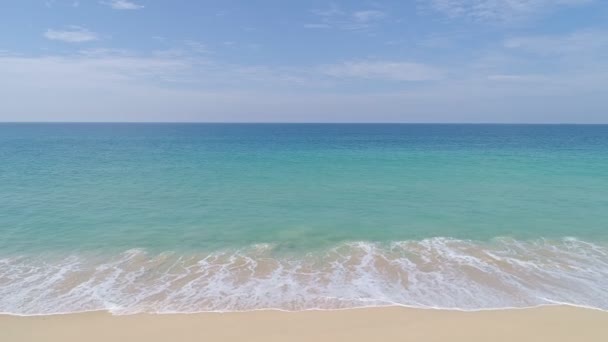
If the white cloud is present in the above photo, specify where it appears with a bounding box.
[44,26,98,43]
[323,61,443,81]
[428,0,593,22]
[102,0,144,10]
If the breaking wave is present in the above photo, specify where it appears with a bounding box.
[1,237,607,315]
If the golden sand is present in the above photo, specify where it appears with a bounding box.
[1,306,606,342]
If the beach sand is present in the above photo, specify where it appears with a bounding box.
[1,306,607,342]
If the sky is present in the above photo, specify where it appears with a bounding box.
[0,0,607,123]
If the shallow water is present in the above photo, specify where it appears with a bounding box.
[1,124,607,314]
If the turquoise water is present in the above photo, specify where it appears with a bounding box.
[1,123,608,314]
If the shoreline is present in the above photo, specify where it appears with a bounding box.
[2,305,607,342]
[1,302,607,317]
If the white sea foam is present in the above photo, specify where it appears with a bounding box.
[1,237,607,315]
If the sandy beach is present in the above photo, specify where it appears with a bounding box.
[1,306,606,342]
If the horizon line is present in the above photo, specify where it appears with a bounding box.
[2,121,608,125]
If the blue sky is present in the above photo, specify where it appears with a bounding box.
[1,0,607,122]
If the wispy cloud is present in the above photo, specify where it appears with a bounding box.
[323,61,443,81]
[352,10,386,22]
[303,23,332,29]
[44,26,98,43]
[182,40,210,55]
[486,74,543,82]
[102,0,144,10]
[504,29,608,55]
[45,0,82,8]
[305,5,387,31]
[427,0,593,22]
[1,49,607,122]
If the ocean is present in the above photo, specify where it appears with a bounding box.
[1,123,607,315]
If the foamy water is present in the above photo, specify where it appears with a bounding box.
[2,237,607,315]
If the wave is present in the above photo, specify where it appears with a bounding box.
[1,237,607,315]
